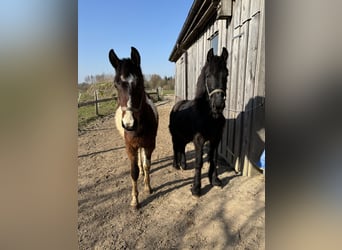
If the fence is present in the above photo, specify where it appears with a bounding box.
[78,89,162,116]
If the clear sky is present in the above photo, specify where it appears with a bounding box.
[78,0,193,83]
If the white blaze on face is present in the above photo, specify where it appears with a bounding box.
[120,74,136,129]
[120,74,135,85]
[122,97,134,128]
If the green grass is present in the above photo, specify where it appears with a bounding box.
[78,100,116,129]
[162,89,175,95]
[78,84,173,129]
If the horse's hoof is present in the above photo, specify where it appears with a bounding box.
[211,178,222,188]
[172,165,180,170]
[130,202,140,210]
[191,187,201,197]
[130,197,140,209]
[180,165,187,170]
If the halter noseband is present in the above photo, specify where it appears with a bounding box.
[205,81,226,99]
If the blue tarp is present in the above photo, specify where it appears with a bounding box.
[256,149,265,170]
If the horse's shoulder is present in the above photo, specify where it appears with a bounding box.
[145,94,158,121]
[172,100,193,112]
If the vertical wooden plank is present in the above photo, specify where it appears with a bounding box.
[217,19,222,51]
[187,47,192,99]
[175,56,185,102]
[236,0,251,111]
[255,0,265,98]
[223,17,234,164]
[218,18,231,161]
[217,18,226,158]
[175,60,178,101]
[246,0,265,176]
[228,0,241,120]
[233,0,250,173]
[189,45,196,99]
[240,0,261,176]
[218,17,231,159]
[226,0,242,171]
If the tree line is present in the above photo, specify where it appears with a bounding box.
[80,73,175,90]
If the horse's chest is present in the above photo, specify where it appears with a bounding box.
[125,133,155,149]
[199,118,224,139]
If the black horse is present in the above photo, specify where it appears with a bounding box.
[169,47,229,197]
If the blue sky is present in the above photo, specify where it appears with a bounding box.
[78,0,193,83]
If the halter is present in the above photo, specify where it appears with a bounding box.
[205,80,226,99]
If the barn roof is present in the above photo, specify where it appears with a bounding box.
[169,0,220,62]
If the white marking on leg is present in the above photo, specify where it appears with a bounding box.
[131,179,139,207]
[141,148,152,193]
[138,148,144,176]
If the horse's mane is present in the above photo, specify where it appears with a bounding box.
[194,65,207,100]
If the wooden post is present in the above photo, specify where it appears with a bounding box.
[94,90,99,116]
[157,87,161,101]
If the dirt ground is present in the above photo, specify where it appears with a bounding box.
[78,95,265,249]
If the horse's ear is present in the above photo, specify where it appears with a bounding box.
[207,48,214,62]
[109,49,120,70]
[221,47,229,62]
[131,47,141,66]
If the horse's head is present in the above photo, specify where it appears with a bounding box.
[202,47,229,118]
[109,47,145,131]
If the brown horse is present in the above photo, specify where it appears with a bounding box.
[109,47,158,209]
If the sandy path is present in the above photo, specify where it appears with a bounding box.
[78,96,265,249]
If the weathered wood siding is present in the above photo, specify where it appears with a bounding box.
[174,0,265,176]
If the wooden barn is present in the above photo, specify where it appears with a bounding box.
[169,0,265,176]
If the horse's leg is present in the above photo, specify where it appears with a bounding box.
[128,147,140,208]
[172,139,187,170]
[172,140,180,169]
[191,134,205,197]
[180,142,188,170]
[138,148,144,176]
[141,147,152,194]
[208,141,222,187]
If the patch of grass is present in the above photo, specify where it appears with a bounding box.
[162,89,175,95]
[78,100,116,129]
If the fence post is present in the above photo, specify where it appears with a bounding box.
[94,90,99,116]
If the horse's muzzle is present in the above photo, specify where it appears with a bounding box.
[122,120,137,131]
[211,93,226,117]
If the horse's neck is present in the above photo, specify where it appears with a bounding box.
[194,74,211,113]
[195,71,208,100]
[195,83,209,105]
